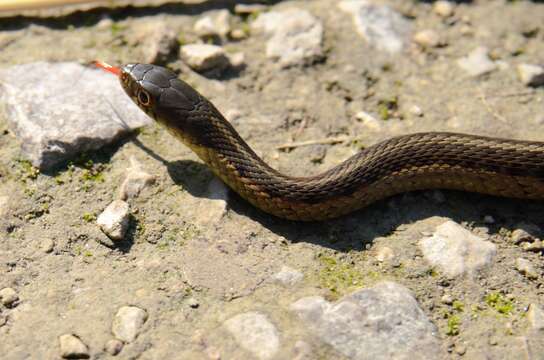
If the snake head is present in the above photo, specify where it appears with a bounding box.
[119,63,213,146]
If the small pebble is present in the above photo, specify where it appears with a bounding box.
[272,266,304,286]
[517,64,544,87]
[413,30,441,48]
[227,52,246,68]
[104,339,124,356]
[523,240,544,252]
[355,111,382,131]
[230,28,248,40]
[511,227,538,244]
[527,303,544,331]
[194,10,231,39]
[59,334,89,359]
[187,297,200,308]
[433,1,455,17]
[408,105,424,117]
[455,344,467,355]
[42,238,55,253]
[488,336,498,346]
[0,287,19,308]
[112,306,148,343]
[97,200,130,241]
[457,47,497,77]
[225,109,242,122]
[118,157,156,200]
[179,44,230,72]
[375,246,396,263]
[441,294,454,305]
[515,258,539,279]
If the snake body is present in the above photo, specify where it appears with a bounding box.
[118,63,544,221]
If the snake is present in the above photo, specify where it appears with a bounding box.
[96,62,544,221]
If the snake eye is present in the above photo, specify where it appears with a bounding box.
[138,90,151,106]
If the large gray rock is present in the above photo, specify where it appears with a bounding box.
[0,62,151,170]
[419,220,497,277]
[338,0,412,54]
[224,311,280,360]
[252,9,323,67]
[290,282,441,360]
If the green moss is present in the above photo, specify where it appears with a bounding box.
[83,250,93,257]
[16,159,40,180]
[485,293,514,315]
[446,314,461,336]
[82,213,96,223]
[377,97,399,120]
[452,300,464,312]
[110,22,125,36]
[317,254,364,298]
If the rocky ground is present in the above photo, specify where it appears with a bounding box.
[1,0,544,359]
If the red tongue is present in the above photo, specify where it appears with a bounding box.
[94,60,121,76]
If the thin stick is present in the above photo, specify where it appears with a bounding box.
[276,136,356,150]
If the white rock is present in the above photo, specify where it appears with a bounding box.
[0,287,19,307]
[227,52,245,68]
[355,111,382,130]
[419,220,497,277]
[195,178,228,226]
[104,339,124,355]
[408,105,424,117]
[527,304,544,331]
[112,306,148,343]
[290,282,441,359]
[457,47,497,77]
[59,334,89,359]
[272,266,304,286]
[251,9,323,67]
[0,62,151,170]
[179,44,230,72]
[515,258,538,280]
[194,10,231,39]
[517,64,544,87]
[118,157,156,200]
[225,108,243,122]
[338,1,412,54]
[42,238,55,253]
[433,1,455,17]
[230,28,248,40]
[224,312,279,360]
[413,30,440,48]
[441,294,454,305]
[97,200,130,241]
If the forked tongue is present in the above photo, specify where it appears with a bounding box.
[94,60,121,76]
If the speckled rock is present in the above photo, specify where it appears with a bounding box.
[517,64,544,87]
[515,258,539,280]
[112,306,148,343]
[118,157,156,200]
[0,287,19,308]
[179,44,230,72]
[59,334,89,359]
[96,200,130,241]
[419,220,496,277]
[194,10,231,39]
[0,62,151,170]
[338,1,412,54]
[457,47,497,77]
[272,265,304,286]
[290,282,441,360]
[224,311,280,360]
[251,9,323,67]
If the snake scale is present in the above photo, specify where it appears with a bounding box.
[97,62,544,221]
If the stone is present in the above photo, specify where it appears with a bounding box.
[515,258,539,280]
[59,334,89,359]
[112,306,148,343]
[527,304,544,331]
[272,265,304,286]
[230,28,248,40]
[338,1,412,54]
[251,9,323,67]
[457,47,497,77]
[375,246,396,263]
[179,44,230,72]
[227,52,245,69]
[419,220,496,277]
[517,64,544,87]
[433,1,455,17]
[41,238,55,253]
[523,240,544,252]
[97,200,130,241]
[187,297,200,308]
[118,157,156,200]
[413,30,441,48]
[195,178,228,226]
[194,10,231,39]
[0,287,19,308]
[355,111,382,131]
[441,294,454,305]
[408,104,424,117]
[0,62,151,170]
[224,311,280,360]
[104,339,124,356]
[290,282,441,360]
[511,225,540,244]
[132,22,177,64]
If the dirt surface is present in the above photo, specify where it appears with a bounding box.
[1,0,544,359]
